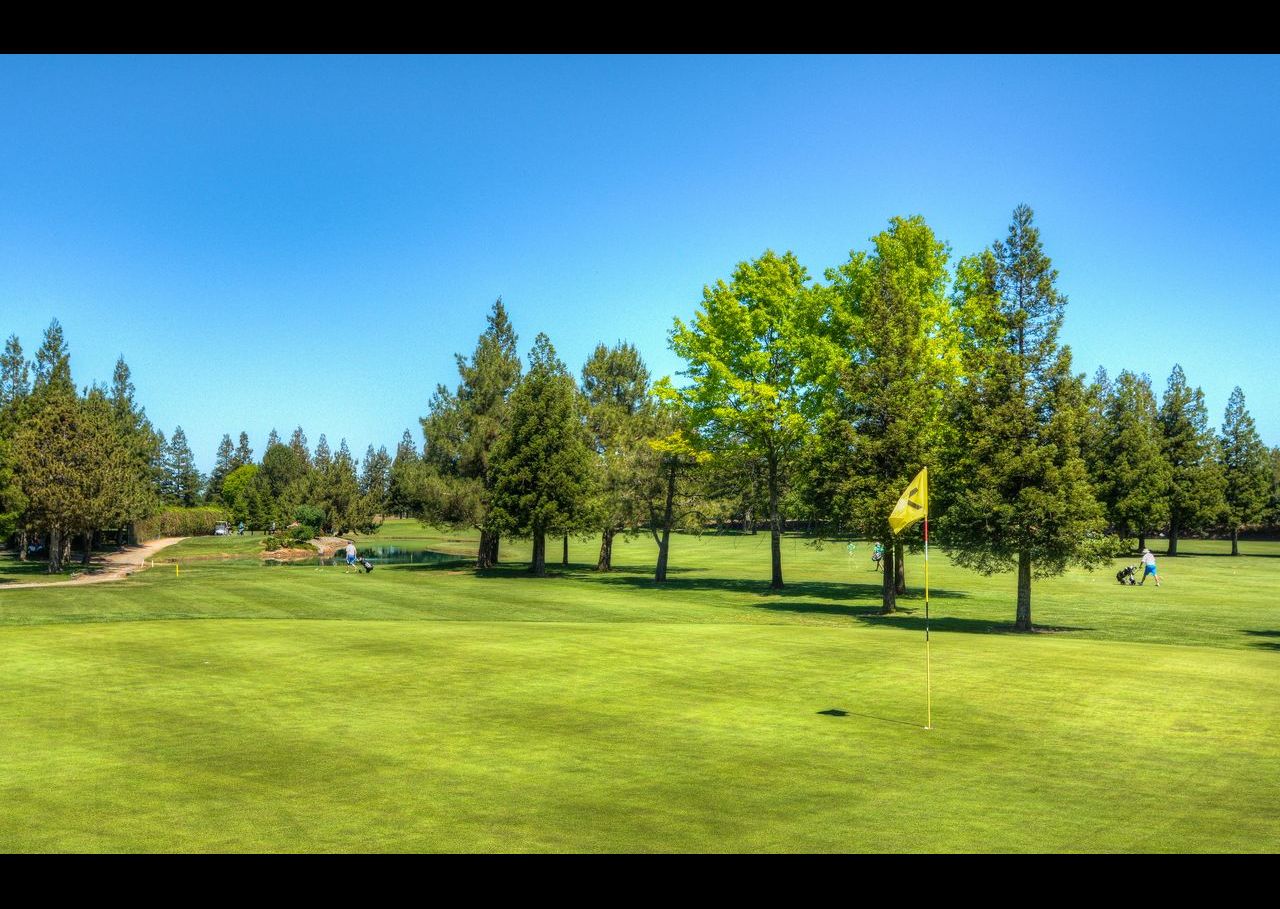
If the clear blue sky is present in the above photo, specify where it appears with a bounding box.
[2,54,1276,469]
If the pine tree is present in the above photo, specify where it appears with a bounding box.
[207,434,236,502]
[234,431,253,468]
[314,434,332,472]
[288,426,310,467]
[1159,365,1226,555]
[165,426,202,506]
[419,298,522,567]
[488,334,594,576]
[387,429,421,518]
[1,335,30,409]
[32,319,74,397]
[803,215,955,613]
[940,205,1109,631]
[1219,386,1270,556]
[1094,371,1171,551]
[267,428,280,450]
[581,341,652,571]
[360,445,392,514]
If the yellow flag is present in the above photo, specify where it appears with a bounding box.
[888,467,928,535]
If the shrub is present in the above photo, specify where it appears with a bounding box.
[135,506,229,541]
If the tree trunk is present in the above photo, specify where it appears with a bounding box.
[1231,526,1239,556]
[880,540,897,614]
[744,506,755,535]
[82,530,93,566]
[530,530,546,577]
[1167,515,1179,556]
[476,529,494,569]
[562,533,569,566]
[1015,549,1032,631]
[597,527,614,572]
[490,533,499,565]
[48,528,62,573]
[655,467,676,583]
[894,540,906,595]
[17,529,27,562]
[768,456,783,590]
[1138,532,1146,553]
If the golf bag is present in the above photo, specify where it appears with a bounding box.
[360,558,374,573]
[1116,565,1137,586]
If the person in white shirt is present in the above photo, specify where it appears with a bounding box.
[1139,548,1160,587]
[345,541,358,573]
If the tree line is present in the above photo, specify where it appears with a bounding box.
[3,205,1276,629]
[393,206,1277,630]
[0,323,400,569]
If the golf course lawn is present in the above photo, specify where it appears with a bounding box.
[1,523,1277,852]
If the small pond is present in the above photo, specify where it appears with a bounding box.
[356,546,466,566]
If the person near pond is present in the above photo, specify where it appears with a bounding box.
[1139,548,1160,587]
[345,541,358,573]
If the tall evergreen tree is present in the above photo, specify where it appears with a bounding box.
[581,341,652,571]
[164,426,203,506]
[940,205,1109,631]
[1,335,30,408]
[670,250,824,589]
[419,298,522,568]
[488,334,594,576]
[1218,386,1270,556]
[207,433,236,502]
[288,426,310,466]
[1094,371,1171,551]
[386,429,421,518]
[1159,365,1226,555]
[314,434,332,472]
[32,319,73,397]
[267,428,280,450]
[802,215,954,613]
[234,431,253,468]
[360,444,393,513]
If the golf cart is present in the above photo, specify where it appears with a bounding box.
[213,521,230,536]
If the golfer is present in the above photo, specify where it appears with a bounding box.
[345,541,358,572]
[1139,548,1160,586]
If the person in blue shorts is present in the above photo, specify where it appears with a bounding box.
[1139,548,1160,586]
[345,540,358,573]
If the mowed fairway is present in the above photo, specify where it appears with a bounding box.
[1,523,1278,852]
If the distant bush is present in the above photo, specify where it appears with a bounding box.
[294,504,325,529]
[136,506,229,541]
[263,535,316,552]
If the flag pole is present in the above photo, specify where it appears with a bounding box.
[924,469,931,731]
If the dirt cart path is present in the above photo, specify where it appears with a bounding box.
[0,537,187,591]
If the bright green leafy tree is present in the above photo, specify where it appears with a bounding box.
[670,250,825,589]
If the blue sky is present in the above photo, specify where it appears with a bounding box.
[1,54,1276,469]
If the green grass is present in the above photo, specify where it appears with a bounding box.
[0,525,1277,852]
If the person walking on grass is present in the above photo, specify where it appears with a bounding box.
[345,540,358,573]
[1140,548,1160,586]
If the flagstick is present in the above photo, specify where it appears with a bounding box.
[924,503,931,731]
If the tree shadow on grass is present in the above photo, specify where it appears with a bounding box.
[752,600,1090,634]
[590,573,970,603]
[1244,630,1280,651]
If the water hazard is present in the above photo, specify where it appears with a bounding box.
[355,546,465,566]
